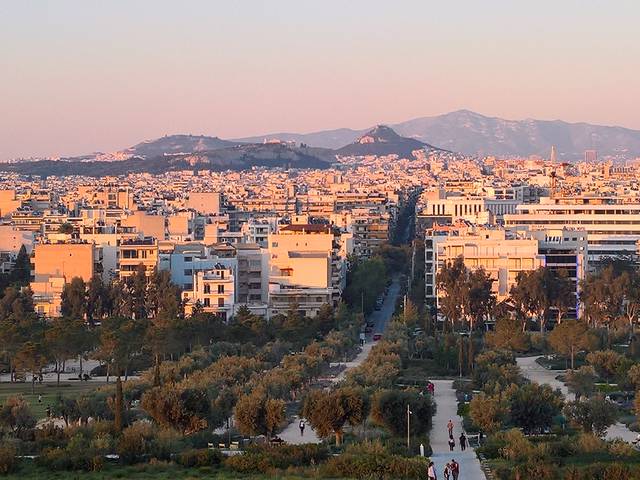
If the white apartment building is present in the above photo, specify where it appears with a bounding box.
[504,196,640,266]
[425,224,587,320]
[182,265,235,321]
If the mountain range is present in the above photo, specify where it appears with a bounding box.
[237,110,640,159]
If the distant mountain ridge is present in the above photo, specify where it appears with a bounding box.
[126,134,242,158]
[237,110,640,159]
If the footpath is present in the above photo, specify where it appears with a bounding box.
[428,379,487,480]
[516,355,637,442]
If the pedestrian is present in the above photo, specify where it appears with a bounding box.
[38,394,42,404]
[448,435,455,451]
[451,459,460,480]
[45,405,51,418]
[443,462,451,480]
[447,418,454,436]
[459,432,467,451]
[299,419,305,436]
[427,461,437,480]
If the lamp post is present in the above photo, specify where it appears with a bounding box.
[406,404,412,451]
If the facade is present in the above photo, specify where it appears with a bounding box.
[267,223,348,317]
[118,237,159,278]
[425,224,587,319]
[182,265,235,320]
[504,196,640,266]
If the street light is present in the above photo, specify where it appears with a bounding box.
[406,404,412,450]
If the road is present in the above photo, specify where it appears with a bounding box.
[429,380,486,480]
[279,277,401,445]
[516,355,637,442]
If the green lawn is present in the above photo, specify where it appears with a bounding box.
[0,381,107,419]
[4,462,312,480]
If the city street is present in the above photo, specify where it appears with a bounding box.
[517,355,637,442]
[429,379,486,480]
[279,277,401,444]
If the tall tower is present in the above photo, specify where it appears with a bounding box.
[550,145,557,163]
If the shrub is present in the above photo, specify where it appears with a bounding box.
[224,452,272,474]
[0,444,18,475]
[117,421,155,464]
[176,448,223,468]
[576,432,606,454]
[608,439,636,458]
[322,451,428,479]
[224,444,328,474]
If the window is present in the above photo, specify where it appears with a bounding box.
[184,256,192,262]
[218,297,225,307]
[204,284,210,294]
[184,269,192,276]
[218,284,224,294]
[204,298,210,307]
[271,242,278,247]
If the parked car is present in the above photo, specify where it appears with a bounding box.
[373,333,383,341]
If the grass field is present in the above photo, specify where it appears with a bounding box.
[4,462,311,480]
[0,381,107,419]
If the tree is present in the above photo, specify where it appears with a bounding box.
[465,268,495,330]
[565,366,598,400]
[45,317,87,385]
[469,393,508,434]
[86,276,112,323]
[0,396,36,435]
[510,268,558,333]
[620,269,640,334]
[96,316,146,382]
[564,395,617,436]
[550,269,575,325]
[370,389,431,436]
[436,257,467,330]
[141,385,210,435]
[60,277,87,320]
[508,383,563,434]
[234,389,285,438]
[485,317,530,352]
[580,266,626,342]
[10,245,31,286]
[14,341,48,394]
[302,387,367,445]
[58,222,74,234]
[548,320,594,370]
[586,350,623,383]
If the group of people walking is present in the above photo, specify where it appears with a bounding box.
[427,419,467,480]
[447,419,467,451]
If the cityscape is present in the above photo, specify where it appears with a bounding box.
[1,2,640,480]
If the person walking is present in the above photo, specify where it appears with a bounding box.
[459,432,467,451]
[443,462,451,480]
[448,435,455,451]
[447,418,454,437]
[451,459,460,480]
[299,419,305,436]
[427,461,437,480]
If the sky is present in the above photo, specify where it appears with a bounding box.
[1,0,639,160]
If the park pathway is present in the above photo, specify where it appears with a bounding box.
[516,355,637,443]
[279,278,400,445]
[429,379,487,480]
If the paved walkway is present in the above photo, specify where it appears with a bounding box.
[516,355,637,442]
[279,278,400,445]
[429,379,486,480]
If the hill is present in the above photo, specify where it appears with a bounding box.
[125,134,242,158]
[334,125,440,158]
[1,143,333,177]
[238,111,640,159]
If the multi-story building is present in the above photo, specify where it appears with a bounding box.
[425,223,587,319]
[504,196,640,266]
[118,237,159,278]
[182,265,235,321]
[267,223,349,317]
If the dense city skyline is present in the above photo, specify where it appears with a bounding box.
[1,0,639,160]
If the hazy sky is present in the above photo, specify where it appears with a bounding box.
[1,0,639,160]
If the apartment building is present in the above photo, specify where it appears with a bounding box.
[425,224,587,319]
[182,265,235,321]
[236,243,269,316]
[118,237,159,278]
[504,196,640,266]
[267,223,349,317]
